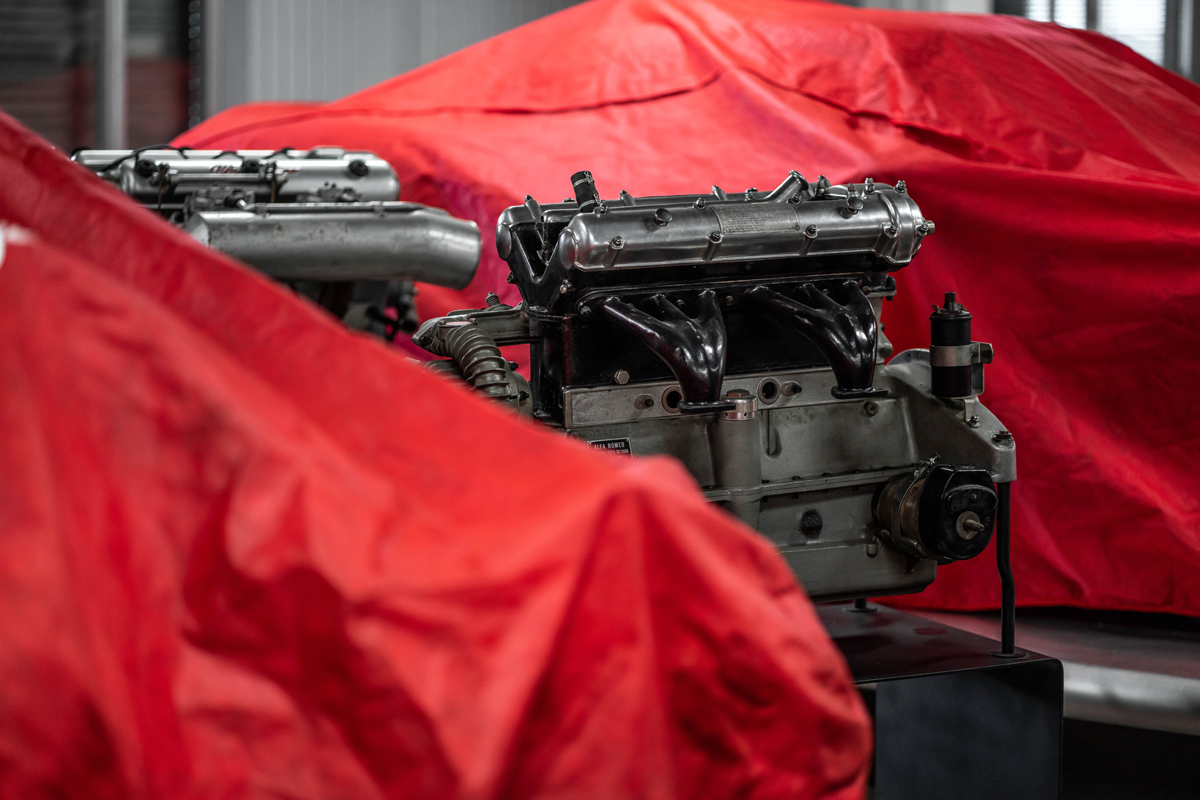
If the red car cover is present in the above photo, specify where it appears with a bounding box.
[0,115,869,796]
[179,0,1200,618]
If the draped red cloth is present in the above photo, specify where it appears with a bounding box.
[178,0,1200,618]
[0,111,869,797]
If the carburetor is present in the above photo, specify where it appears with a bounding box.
[417,170,1013,601]
[72,147,481,339]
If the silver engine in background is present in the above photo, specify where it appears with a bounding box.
[415,170,1014,602]
[73,147,481,339]
[72,147,400,208]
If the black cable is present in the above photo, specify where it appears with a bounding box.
[365,305,400,342]
[93,144,193,173]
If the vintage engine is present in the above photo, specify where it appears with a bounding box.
[416,170,1016,602]
[72,147,481,339]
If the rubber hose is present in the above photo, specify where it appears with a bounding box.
[444,322,511,399]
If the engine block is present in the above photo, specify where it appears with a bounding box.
[421,169,1013,601]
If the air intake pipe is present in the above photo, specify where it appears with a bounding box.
[185,202,481,289]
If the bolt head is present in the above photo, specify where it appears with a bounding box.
[799,510,823,536]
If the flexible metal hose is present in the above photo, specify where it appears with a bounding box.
[443,322,512,399]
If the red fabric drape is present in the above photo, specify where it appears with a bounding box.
[178,0,1200,617]
[0,110,869,797]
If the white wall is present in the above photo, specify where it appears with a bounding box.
[203,0,582,115]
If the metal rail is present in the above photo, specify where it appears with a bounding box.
[97,0,126,149]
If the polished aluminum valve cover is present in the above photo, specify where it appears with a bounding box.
[501,172,930,272]
[73,147,399,210]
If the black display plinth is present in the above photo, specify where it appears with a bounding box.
[819,603,1063,800]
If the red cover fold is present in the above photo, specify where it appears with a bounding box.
[0,113,868,797]
[179,0,1200,618]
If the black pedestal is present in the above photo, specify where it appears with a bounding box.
[819,603,1063,800]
